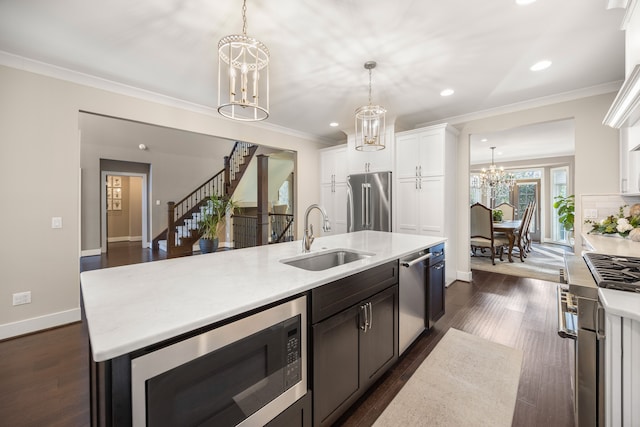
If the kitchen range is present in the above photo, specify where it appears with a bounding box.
[81,230,446,427]
[558,234,640,427]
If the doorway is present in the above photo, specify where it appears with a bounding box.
[101,170,149,254]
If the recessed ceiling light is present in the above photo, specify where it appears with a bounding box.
[481,138,488,142]
[515,0,536,5]
[329,122,339,127]
[440,88,454,97]
[530,60,552,71]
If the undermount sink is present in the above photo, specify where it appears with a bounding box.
[281,249,374,271]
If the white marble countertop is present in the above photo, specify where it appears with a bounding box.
[581,233,640,322]
[599,288,640,322]
[582,233,640,257]
[81,231,446,362]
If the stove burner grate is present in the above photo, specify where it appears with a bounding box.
[583,252,640,292]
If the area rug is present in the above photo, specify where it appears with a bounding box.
[373,328,523,427]
[470,244,566,282]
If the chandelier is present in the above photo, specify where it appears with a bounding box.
[471,147,516,200]
[355,61,386,151]
[217,0,269,121]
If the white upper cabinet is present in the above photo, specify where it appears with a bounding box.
[396,127,445,179]
[346,126,395,174]
[320,145,348,184]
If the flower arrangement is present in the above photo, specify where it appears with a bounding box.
[585,205,640,238]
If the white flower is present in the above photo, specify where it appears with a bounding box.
[617,218,634,233]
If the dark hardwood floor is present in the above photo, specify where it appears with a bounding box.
[1,244,574,426]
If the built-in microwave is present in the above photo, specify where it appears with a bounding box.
[130,295,307,427]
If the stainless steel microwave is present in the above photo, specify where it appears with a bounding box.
[131,295,307,427]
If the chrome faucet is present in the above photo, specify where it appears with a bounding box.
[302,204,331,252]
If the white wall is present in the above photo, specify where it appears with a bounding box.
[454,92,619,280]
[0,64,325,339]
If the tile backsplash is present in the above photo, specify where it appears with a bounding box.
[581,194,640,232]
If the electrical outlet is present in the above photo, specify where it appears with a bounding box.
[13,291,31,306]
[584,209,598,219]
[51,217,63,229]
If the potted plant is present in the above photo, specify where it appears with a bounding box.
[553,194,575,242]
[198,194,236,254]
[492,209,503,222]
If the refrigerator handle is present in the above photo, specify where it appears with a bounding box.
[361,183,366,227]
[364,183,371,228]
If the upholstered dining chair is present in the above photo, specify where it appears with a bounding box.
[507,204,532,262]
[470,203,509,265]
[494,202,515,221]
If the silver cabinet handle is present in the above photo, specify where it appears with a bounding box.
[434,263,445,270]
[367,302,373,331]
[360,304,367,331]
[401,253,432,267]
[415,166,418,177]
[595,302,605,340]
[419,165,422,177]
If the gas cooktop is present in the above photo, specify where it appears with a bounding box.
[583,252,640,293]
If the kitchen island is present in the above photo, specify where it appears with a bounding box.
[81,230,445,362]
[81,230,446,427]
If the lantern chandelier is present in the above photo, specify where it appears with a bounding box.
[471,146,516,199]
[217,0,269,121]
[355,61,386,151]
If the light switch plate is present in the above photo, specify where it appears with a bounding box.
[584,209,598,219]
[51,217,63,228]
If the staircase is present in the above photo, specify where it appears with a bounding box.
[153,141,258,258]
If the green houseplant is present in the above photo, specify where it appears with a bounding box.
[198,194,236,254]
[553,194,575,243]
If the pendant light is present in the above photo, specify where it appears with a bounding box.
[217,0,269,121]
[355,61,386,151]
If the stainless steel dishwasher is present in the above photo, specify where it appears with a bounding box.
[399,250,431,355]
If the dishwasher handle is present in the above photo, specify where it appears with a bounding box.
[401,253,432,268]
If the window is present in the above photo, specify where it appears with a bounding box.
[551,166,569,243]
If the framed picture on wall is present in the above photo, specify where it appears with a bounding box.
[107,188,112,198]
[112,199,122,210]
[113,176,122,187]
[107,199,113,210]
[107,176,113,187]
[112,188,122,199]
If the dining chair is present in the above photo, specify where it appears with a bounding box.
[508,204,532,262]
[494,202,515,221]
[470,202,509,265]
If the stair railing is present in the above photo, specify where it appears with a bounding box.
[154,141,256,257]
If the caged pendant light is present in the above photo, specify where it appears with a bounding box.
[217,0,269,121]
[355,61,386,151]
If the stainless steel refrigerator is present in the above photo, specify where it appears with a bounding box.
[347,171,392,232]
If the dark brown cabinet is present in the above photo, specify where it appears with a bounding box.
[311,261,398,427]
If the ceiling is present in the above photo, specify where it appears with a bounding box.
[0,0,626,143]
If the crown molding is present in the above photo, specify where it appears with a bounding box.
[0,51,333,145]
[416,81,622,128]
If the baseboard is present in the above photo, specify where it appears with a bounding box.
[107,236,142,243]
[457,270,472,282]
[0,308,81,341]
[81,248,101,257]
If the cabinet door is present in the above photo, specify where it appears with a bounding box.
[360,285,398,385]
[396,178,420,234]
[395,133,421,179]
[312,305,361,427]
[419,129,444,176]
[320,147,348,184]
[320,182,347,236]
[419,177,444,236]
[427,261,445,329]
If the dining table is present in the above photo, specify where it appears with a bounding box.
[493,220,522,262]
